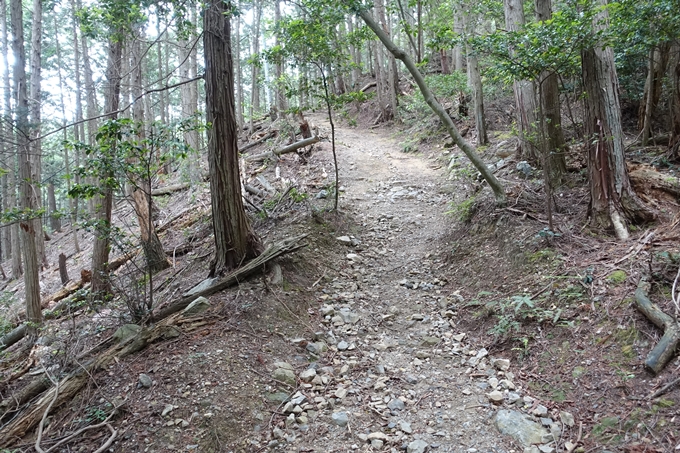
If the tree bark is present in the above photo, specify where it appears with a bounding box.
[204,0,263,276]
[251,0,262,121]
[233,4,244,129]
[0,0,13,268]
[504,0,539,162]
[581,2,654,240]
[640,43,669,145]
[47,183,60,232]
[357,7,506,204]
[11,0,41,338]
[462,8,487,145]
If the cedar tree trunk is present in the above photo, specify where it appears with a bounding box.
[204,0,262,276]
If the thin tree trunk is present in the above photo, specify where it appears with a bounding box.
[29,0,46,268]
[91,35,123,296]
[640,44,669,146]
[453,3,464,72]
[581,2,654,240]
[204,0,262,276]
[61,8,80,251]
[504,0,539,162]
[467,52,487,145]
[535,0,566,184]
[157,14,166,125]
[11,0,41,337]
[47,183,60,232]
[131,23,170,276]
[233,5,244,128]
[0,0,13,268]
[251,0,262,119]
[417,0,423,63]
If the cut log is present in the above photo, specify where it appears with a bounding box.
[240,131,276,153]
[634,278,680,374]
[0,324,27,351]
[244,136,320,162]
[58,253,69,285]
[153,234,308,320]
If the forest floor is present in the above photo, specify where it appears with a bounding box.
[1,107,680,453]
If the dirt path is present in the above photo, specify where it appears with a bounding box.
[261,117,526,451]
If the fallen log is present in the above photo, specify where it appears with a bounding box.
[634,278,680,374]
[360,81,377,92]
[151,182,190,196]
[628,163,680,198]
[244,136,320,162]
[240,131,276,153]
[153,234,308,320]
[0,324,27,351]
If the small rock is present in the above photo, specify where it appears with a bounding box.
[331,411,349,427]
[289,392,306,405]
[336,235,352,245]
[368,432,388,441]
[138,373,152,388]
[272,427,284,439]
[335,387,348,399]
[273,368,297,386]
[285,413,295,428]
[532,405,549,417]
[493,358,511,371]
[421,336,440,346]
[316,190,328,199]
[488,377,499,389]
[523,448,540,453]
[299,368,317,382]
[407,439,429,453]
[161,404,174,417]
[306,341,328,355]
[495,410,552,447]
[560,411,575,427]
[183,296,210,316]
[405,375,418,384]
[387,398,405,411]
[488,391,504,404]
[371,439,384,449]
[337,340,349,351]
[265,392,289,403]
[538,446,555,453]
[273,362,294,370]
[452,333,466,342]
[375,364,386,374]
[400,421,413,434]
[540,417,553,426]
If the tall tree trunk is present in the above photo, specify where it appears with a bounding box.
[417,0,422,63]
[462,8,487,145]
[504,0,539,162]
[274,0,286,112]
[640,43,670,146]
[0,0,13,269]
[251,0,262,119]
[348,17,362,86]
[180,14,201,182]
[131,24,170,276]
[61,8,80,252]
[453,3,465,72]
[374,0,391,120]
[91,36,123,297]
[204,0,262,276]
[78,0,99,216]
[233,5,244,128]
[581,2,654,240]
[156,14,166,126]
[669,43,680,159]
[47,183,60,232]
[11,0,41,337]
[535,0,566,184]
[29,0,46,268]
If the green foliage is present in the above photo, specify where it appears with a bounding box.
[487,294,564,338]
[447,197,477,222]
[401,73,468,122]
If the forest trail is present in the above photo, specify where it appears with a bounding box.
[257,115,546,452]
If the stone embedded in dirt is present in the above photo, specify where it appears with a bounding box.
[331,411,349,427]
[138,373,152,388]
[368,432,388,441]
[523,447,540,453]
[404,374,418,384]
[183,296,210,316]
[387,398,405,411]
[468,348,488,367]
[452,333,466,342]
[337,340,349,351]
[299,368,317,382]
[265,392,289,403]
[336,235,352,245]
[493,358,511,371]
[371,439,384,449]
[306,341,328,355]
[559,411,575,427]
[540,417,553,426]
[338,308,360,324]
[272,367,297,386]
[114,324,142,343]
[320,305,335,316]
[400,421,413,434]
[532,405,548,417]
[421,336,440,346]
[285,413,296,428]
[488,377,499,389]
[161,404,174,417]
[335,387,348,399]
[273,361,294,370]
[507,392,521,404]
[500,379,515,390]
[538,445,555,453]
[487,391,504,404]
[346,253,362,263]
[495,409,552,447]
[407,439,429,453]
